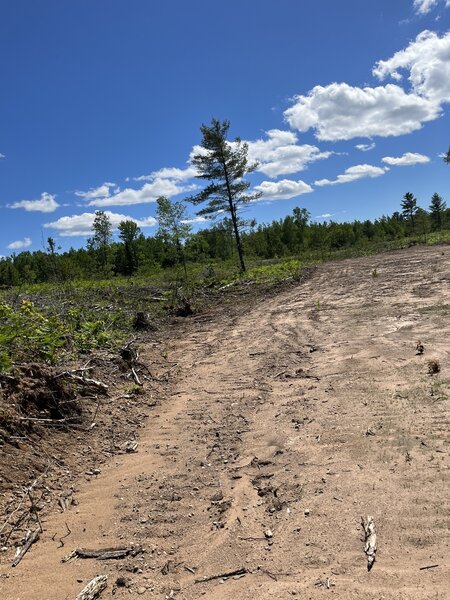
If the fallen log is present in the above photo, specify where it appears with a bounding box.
[63,545,142,562]
[361,515,377,571]
[75,575,107,600]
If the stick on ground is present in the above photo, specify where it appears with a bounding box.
[75,575,108,600]
[361,515,377,571]
[11,527,40,567]
[194,567,247,583]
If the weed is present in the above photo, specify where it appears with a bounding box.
[427,360,441,375]
[0,300,67,370]
[371,268,378,278]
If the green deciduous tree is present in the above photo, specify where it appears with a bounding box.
[429,193,446,230]
[87,211,112,272]
[156,196,191,277]
[401,192,418,232]
[186,118,261,272]
[117,220,141,275]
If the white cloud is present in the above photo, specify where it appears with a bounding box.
[382,152,430,166]
[8,192,60,213]
[7,237,32,250]
[80,179,196,208]
[315,213,333,219]
[132,166,197,182]
[285,30,450,142]
[44,211,157,237]
[315,164,388,186]
[254,179,313,200]
[0,153,5,159]
[412,0,450,14]
[373,30,450,105]
[181,215,209,224]
[75,182,117,200]
[284,82,440,141]
[413,0,439,14]
[355,143,376,152]
[246,129,332,177]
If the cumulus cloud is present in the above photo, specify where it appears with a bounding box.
[254,179,313,200]
[75,182,117,200]
[44,211,157,237]
[315,164,388,186]
[246,129,332,177]
[356,143,376,152]
[284,30,450,141]
[7,237,32,250]
[382,152,430,166]
[413,0,439,13]
[284,82,440,141]
[181,215,209,224]
[77,179,197,208]
[8,192,60,213]
[412,0,450,14]
[132,166,197,182]
[373,30,450,105]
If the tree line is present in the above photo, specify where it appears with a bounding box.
[1,122,448,286]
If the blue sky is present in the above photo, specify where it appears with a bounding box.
[1,0,449,253]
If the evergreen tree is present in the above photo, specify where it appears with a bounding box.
[401,192,418,232]
[429,193,446,230]
[444,146,450,165]
[186,118,261,272]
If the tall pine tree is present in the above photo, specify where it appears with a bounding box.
[186,119,261,272]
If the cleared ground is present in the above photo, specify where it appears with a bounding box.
[1,245,449,599]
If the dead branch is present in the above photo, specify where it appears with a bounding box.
[194,567,247,583]
[131,367,142,386]
[361,515,377,571]
[62,373,109,393]
[11,527,40,567]
[0,472,48,541]
[75,575,108,600]
[58,522,72,548]
[63,545,142,562]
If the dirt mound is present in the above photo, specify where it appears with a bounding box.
[0,364,82,436]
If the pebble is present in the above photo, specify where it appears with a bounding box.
[137,587,147,594]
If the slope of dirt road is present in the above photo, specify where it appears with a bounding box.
[1,245,449,599]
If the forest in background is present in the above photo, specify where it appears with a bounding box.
[0,195,448,287]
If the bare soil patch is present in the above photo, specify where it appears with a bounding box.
[1,245,449,599]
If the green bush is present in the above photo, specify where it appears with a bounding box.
[0,300,67,370]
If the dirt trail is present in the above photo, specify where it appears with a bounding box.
[1,246,449,599]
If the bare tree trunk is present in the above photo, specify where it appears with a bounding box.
[221,153,246,272]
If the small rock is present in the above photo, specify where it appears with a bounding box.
[136,587,147,594]
[264,528,273,539]
[304,509,310,516]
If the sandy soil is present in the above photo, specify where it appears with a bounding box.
[1,245,449,599]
